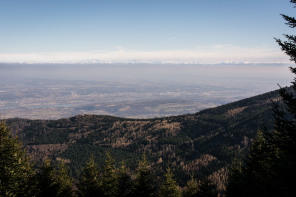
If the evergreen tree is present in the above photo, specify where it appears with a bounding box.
[243,130,280,196]
[182,176,198,197]
[35,159,73,197]
[227,1,296,196]
[131,154,154,197]
[56,162,74,197]
[101,152,118,197]
[117,161,132,197]
[271,0,296,195]
[159,167,181,197]
[225,159,243,197]
[77,156,102,197]
[197,177,216,197]
[226,131,279,197]
[0,121,35,197]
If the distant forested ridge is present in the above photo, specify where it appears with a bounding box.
[4,87,282,195]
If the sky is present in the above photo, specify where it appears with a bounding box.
[0,0,295,64]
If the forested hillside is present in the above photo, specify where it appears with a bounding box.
[5,87,281,193]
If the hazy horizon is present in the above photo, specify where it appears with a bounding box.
[1,1,295,119]
[0,63,293,119]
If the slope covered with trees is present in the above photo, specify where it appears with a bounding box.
[2,1,296,196]
[0,121,223,197]
[4,86,282,195]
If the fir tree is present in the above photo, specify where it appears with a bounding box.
[182,176,198,197]
[131,154,154,197]
[0,121,34,197]
[226,131,282,197]
[101,152,118,197]
[227,1,296,196]
[271,0,296,195]
[225,159,243,197]
[56,162,74,197]
[117,161,132,197]
[77,156,102,197]
[159,167,181,197]
[35,159,73,197]
[227,131,279,196]
[243,130,280,196]
[197,177,216,197]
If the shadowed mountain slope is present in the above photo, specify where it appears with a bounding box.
[5,88,281,190]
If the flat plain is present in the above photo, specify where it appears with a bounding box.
[0,63,292,119]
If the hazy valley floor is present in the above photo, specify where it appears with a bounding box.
[0,63,292,119]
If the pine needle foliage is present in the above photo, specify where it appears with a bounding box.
[0,121,34,197]
[131,154,155,197]
[77,156,102,197]
[227,1,296,196]
[182,176,198,197]
[159,167,181,197]
[117,161,132,197]
[101,152,119,197]
[35,159,73,197]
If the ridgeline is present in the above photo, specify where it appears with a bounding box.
[5,87,281,192]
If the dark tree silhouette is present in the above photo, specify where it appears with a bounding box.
[131,154,155,197]
[271,0,296,195]
[0,121,35,196]
[77,156,102,197]
[227,1,296,196]
[35,159,73,197]
[117,161,132,197]
[101,152,119,197]
[197,177,216,197]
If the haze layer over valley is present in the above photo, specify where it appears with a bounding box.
[0,63,292,119]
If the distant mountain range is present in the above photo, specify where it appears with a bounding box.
[5,87,282,191]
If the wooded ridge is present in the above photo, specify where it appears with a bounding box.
[4,87,281,193]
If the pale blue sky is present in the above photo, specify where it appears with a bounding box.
[0,0,295,64]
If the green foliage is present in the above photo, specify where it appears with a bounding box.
[5,86,279,185]
[159,168,181,197]
[243,131,280,195]
[268,1,296,191]
[101,152,119,197]
[57,162,74,197]
[117,161,132,197]
[0,121,34,197]
[226,130,282,196]
[35,159,73,197]
[182,176,198,197]
[227,1,296,196]
[197,177,216,197]
[4,72,287,195]
[131,154,155,197]
[77,156,102,197]
[225,159,243,197]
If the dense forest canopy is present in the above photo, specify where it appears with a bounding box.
[1,79,284,196]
